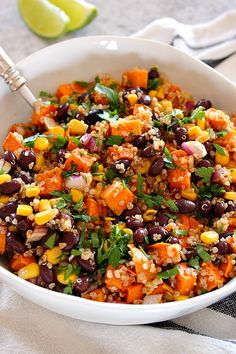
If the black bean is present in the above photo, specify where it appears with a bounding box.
[75,113,86,121]
[126,87,142,94]
[204,141,211,155]
[125,216,144,229]
[156,210,169,226]
[219,231,234,239]
[185,249,196,261]
[175,198,196,214]
[141,144,155,157]
[6,232,26,253]
[133,135,147,149]
[226,202,236,212]
[198,200,211,216]
[110,159,131,174]
[0,201,18,219]
[0,179,21,195]
[59,212,75,228]
[56,103,69,122]
[148,157,164,177]
[212,201,226,218]
[74,275,90,294]
[18,150,36,171]
[3,151,17,173]
[57,149,66,164]
[133,228,148,245]
[175,127,189,146]
[148,67,159,79]
[168,236,180,244]
[85,109,103,125]
[170,120,180,132]
[16,218,31,234]
[14,172,33,185]
[148,225,169,242]
[151,112,159,121]
[195,99,212,110]
[61,230,80,251]
[123,205,142,218]
[215,241,233,255]
[139,95,151,106]
[197,159,211,168]
[40,264,54,284]
[77,256,96,273]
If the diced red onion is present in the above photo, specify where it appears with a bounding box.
[80,133,92,146]
[65,174,87,191]
[27,225,48,242]
[181,141,207,159]
[80,134,103,152]
[212,169,223,182]
[181,142,194,155]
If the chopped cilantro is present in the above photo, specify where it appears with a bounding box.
[188,256,200,270]
[73,212,91,222]
[98,109,119,123]
[105,169,119,182]
[91,232,100,248]
[91,162,99,173]
[50,191,72,202]
[198,184,226,199]
[23,133,47,148]
[71,249,82,256]
[57,199,67,210]
[195,167,214,183]
[217,223,223,233]
[163,147,175,169]
[63,283,73,295]
[106,135,124,146]
[213,143,226,156]
[137,174,164,207]
[147,77,161,90]
[51,135,67,153]
[196,245,211,262]
[94,83,119,110]
[201,288,207,294]
[165,199,179,212]
[61,162,77,177]
[181,106,205,124]
[175,229,188,236]
[70,136,81,146]
[74,80,89,87]
[39,90,52,98]
[45,233,57,249]
[216,130,229,138]
[157,265,179,279]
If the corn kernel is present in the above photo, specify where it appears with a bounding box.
[200,231,219,244]
[49,198,62,207]
[48,126,65,137]
[0,195,9,204]
[181,188,197,201]
[138,158,152,174]
[57,271,78,285]
[198,131,210,143]
[45,246,62,265]
[160,99,173,113]
[25,186,40,198]
[94,182,103,198]
[34,137,49,151]
[228,217,236,226]
[224,191,236,201]
[39,199,51,212]
[105,217,116,221]
[230,169,236,183]
[127,93,138,106]
[60,95,69,104]
[33,153,45,172]
[197,118,206,130]
[123,228,133,235]
[69,103,78,111]
[18,263,40,279]
[188,126,202,139]
[215,148,229,166]
[71,189,83,203]
[0,174,11,184]
[35,209,58,225]
[175,295,189,301]
[93,172,105,182]
[68,119,88,135]
[16,205,33,217]
[148,90,157,98]
[156,87,164,99]
[143,209,157,221]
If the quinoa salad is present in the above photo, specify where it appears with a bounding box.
[0,66,235,304]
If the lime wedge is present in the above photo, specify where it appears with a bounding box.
[48,0,98,31]
[18,0,69,38]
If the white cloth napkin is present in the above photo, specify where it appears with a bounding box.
[132,10,236,83]
[1,11,236,354]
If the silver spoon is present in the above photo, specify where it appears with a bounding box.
[0,47,36,107]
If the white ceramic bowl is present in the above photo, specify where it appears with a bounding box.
[0,36,235,325]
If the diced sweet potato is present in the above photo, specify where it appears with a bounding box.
[128,245,157,283]
[122,69,148,89]
[64,148,96,172]
[83,287,105,302]
[32,105,57,126]
[85,198,106,221]
[148,242,181,266]
[10,254,36,272]
[126,283,144,303]
[215,131,236,151]
[219,255,234,277]
[168,149,191,190]
[205,108,230,131]
[107,146,135,161]
[110,118,142,137]
[101,181,135,216]
[105,265,135,291]
[56,82,89,98]
[3,132,24,152]
[36,167,63,197]
[151,283,174,295]
[175,263,197,295]
[197,262,225,292]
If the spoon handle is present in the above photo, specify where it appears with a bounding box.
[0,47,36,107]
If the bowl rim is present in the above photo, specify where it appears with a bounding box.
[0,35,235,311]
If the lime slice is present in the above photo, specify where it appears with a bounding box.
[18,0,70,38]
[48,0,98,31]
